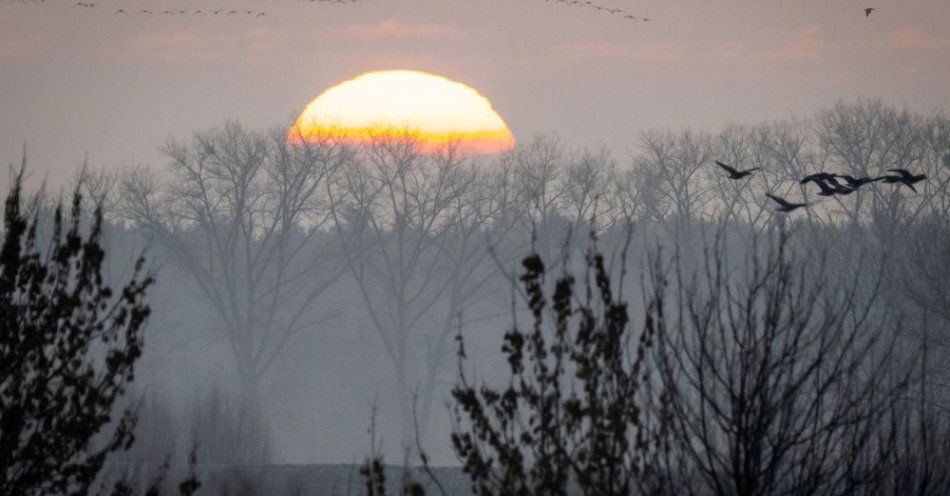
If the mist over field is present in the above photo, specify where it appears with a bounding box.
[1,0,949,495]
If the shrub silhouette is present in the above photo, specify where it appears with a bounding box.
[450,238,668,496]
[0,171,153,495]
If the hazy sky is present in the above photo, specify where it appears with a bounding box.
[2,0,948,182]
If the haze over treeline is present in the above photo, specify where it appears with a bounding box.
[3,97,950,495]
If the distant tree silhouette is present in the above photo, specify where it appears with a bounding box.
[0,169,153,495]
[121,121,346,410]
[329,133,517,443]
[637,130,715,229]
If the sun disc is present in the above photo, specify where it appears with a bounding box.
[289,70,515,154]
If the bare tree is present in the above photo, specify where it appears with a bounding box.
[328,133,514,443]
[650,232,909,496]
[903,216,950,328]
[750,120,826,228]
[818,99,935,236]
[121,121,346,408]
[634,129,714,232]
[559,146,616,229]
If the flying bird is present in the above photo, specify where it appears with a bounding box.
[800,172,837,185]
[877,168,927,192]
[114,8,126,14]
[864,7,875,17]
[834,174,879,188]
[877,175,912,191]
[767,194,808,213]
[715,160,759,180]
[835,184,857,195]
[811,178,852,196]
[887,168,927,185]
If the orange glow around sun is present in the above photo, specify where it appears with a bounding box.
[289,70,515,155]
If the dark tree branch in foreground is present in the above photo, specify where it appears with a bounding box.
[0,169,153,496]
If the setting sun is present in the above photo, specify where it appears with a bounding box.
[289,69,515,154]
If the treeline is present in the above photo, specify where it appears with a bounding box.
[3,98,947,493]
[116,98,947,442]
[111,97,947,435]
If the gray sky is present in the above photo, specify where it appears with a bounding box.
[2,0,949,182]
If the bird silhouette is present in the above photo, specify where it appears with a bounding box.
[887,168,927,185]
[715,160,759,180]
[835,184,857,195]
[877,175,916,192]
[877,169,927,192]
[800,172,837,185]
[864,7,875,17]
[834,174,879,188]
[767,194,808,212]
[541,0,647,24]
[811,178,852,196]
[114,8,126,14]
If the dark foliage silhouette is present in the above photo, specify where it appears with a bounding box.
[451,236,668,496]
[0,170,153,495]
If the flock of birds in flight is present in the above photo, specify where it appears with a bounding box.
[70,0,359,17]
[537,0,650,23]
[19,0,887,24]
[65,0,648,20]
[713,161,928,213]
